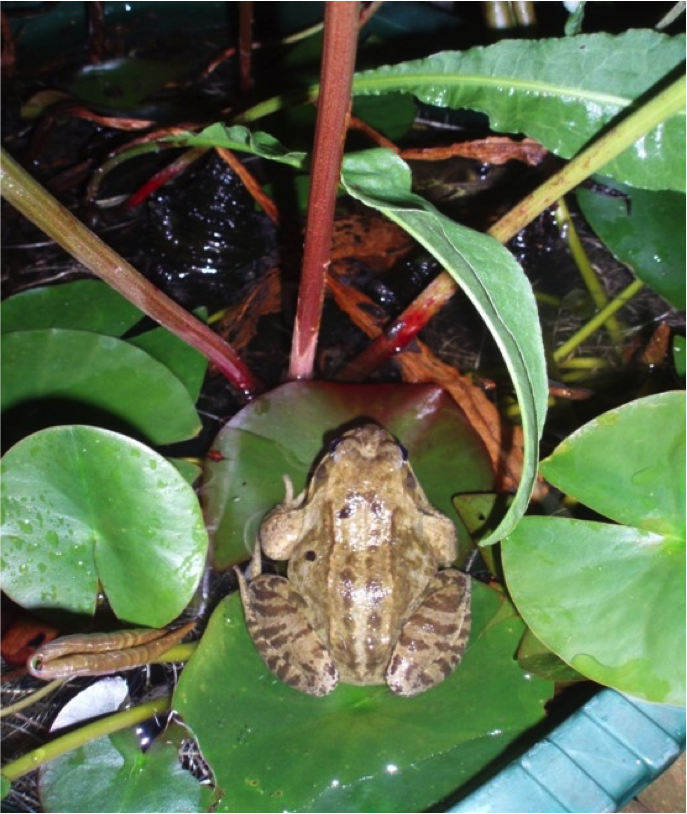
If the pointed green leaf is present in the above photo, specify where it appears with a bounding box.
[341,149,548,545]
[352,31,686,191]
[172,124,307,168]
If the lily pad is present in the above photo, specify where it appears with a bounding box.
[503,392,685,704]
[174,584,552,813]
[577,180,686,309]
[40,724,212,814]
[1,280,143,336]
[129,327,207,403]
[2,329,201,446]
[1,426,208,627]
[203,382,494,570]
[67,58,187,110]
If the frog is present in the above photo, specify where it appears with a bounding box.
[235,423,472,697]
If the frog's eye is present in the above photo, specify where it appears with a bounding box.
[398,444,409,461]
[329,438,341,453]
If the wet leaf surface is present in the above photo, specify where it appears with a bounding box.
[40,724,212,814]
[1,426,208,627]
[503,392,685,704]
[577,179,686,309]
[352,31,687,192]
[174,584,552,813]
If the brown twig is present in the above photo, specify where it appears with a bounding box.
[215,146,280,225]
[87,1,105,64]
[349,115,400,152]
[400,137,548,166]
[239,1,254,99]
[288,1,360,379]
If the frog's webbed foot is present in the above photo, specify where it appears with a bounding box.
[386,570,471,697]
[235,567,339,697]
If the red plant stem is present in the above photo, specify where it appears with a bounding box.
[125,146,208,209]
[288,1,360,380]
[239,1,254,98]
[87,1,105,64]
[1,149,263,399]
[1,11,15,80]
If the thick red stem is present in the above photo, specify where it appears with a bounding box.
[288,1,360,380]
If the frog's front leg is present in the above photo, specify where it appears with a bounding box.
[386,570,471,697]
[235,565,339,697]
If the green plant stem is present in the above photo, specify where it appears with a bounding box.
[1,149,263,399]
[337,73,685,380]
[554,197,623,349]
[558,356,609,369]
[156,642,197,663]
[1,696,171,783]
[0,679,65,719]
[288,1,360,379]
[553,278,644,363]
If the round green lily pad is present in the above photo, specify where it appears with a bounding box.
[1,426,208,627]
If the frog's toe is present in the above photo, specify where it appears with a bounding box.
[386,570,471,697]
[240,574,339,697]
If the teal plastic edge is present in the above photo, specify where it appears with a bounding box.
[449,690,686,813]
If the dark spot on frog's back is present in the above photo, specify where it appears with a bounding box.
[405,472,417,491]
[338,505,351,519]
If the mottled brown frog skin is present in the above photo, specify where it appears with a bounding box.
[236,424,471,697]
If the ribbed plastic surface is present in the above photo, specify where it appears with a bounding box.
[450,690,686,813]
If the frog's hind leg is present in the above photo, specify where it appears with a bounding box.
[235,568,339,697]
[386,570,471,697]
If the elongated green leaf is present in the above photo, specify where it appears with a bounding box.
[352,31,686,191]
[341,150,548,545]
[577,179,686,309]
[1,279,143,336]
[40,724,212,813]
[503,392,686,704]
[1,426,208,627]
[171,124,307,168]
[2,329,201,446]
[175,586,552,813]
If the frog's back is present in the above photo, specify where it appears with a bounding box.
[289,499,436,685]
